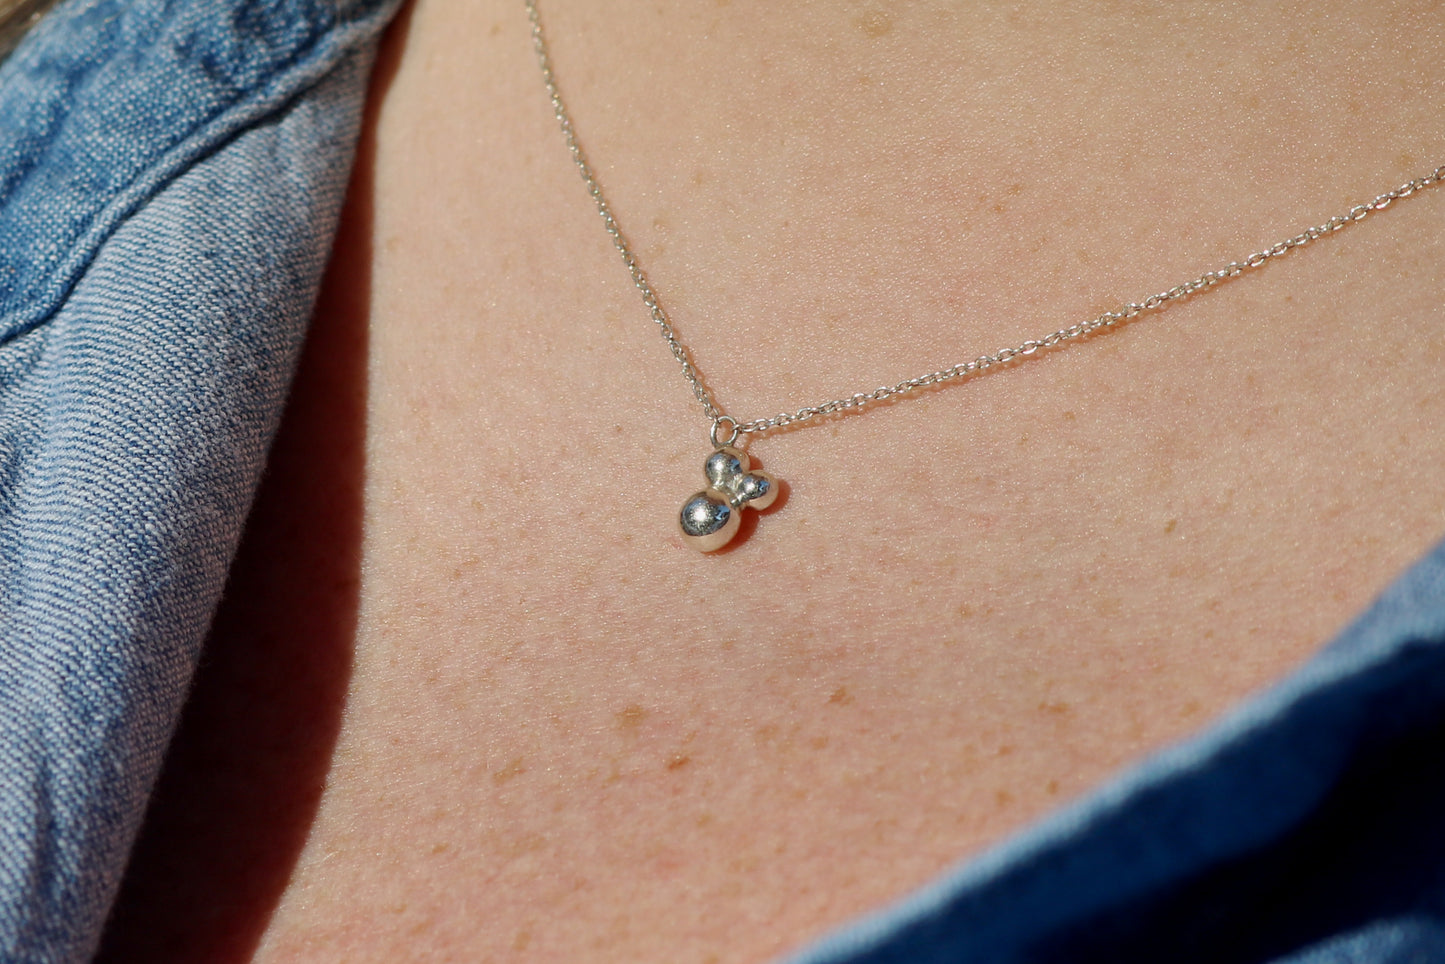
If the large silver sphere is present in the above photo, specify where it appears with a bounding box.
[679,490,740,552]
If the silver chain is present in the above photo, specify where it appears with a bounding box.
[526,0,1443,445]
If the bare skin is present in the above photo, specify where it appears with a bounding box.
[102,2,1445,962]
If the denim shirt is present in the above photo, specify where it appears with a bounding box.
[0,1,399,959]
[1,2,1443,962]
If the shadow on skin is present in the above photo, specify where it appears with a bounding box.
[94,7,413,959]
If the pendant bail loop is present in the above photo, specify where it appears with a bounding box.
[710,415,740,448]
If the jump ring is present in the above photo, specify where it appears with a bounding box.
[710,415,740,448]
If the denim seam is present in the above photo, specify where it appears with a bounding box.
[0,1,399,347]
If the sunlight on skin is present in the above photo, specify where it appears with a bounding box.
[225,2,1445,961]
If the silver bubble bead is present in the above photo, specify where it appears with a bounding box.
[679,445,779,552]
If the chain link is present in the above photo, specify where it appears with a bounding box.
[525,0,722,421]
[526,0,1442,440]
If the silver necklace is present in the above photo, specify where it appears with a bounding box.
[525,0,1443,552]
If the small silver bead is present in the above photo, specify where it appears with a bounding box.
[705,447,749,491]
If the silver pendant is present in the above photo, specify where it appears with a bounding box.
[678,446,779,552]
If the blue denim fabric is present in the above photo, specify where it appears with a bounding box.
[786,537,1445,964]
[0,0,400,960]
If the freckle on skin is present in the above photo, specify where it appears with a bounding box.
[492,757,527,784]
[450,554,480,581]
[856,9,893,37]
[1165,518,1178,533]
[829,686,854,705]
[667,754,691,771]
[616,704,648,731]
